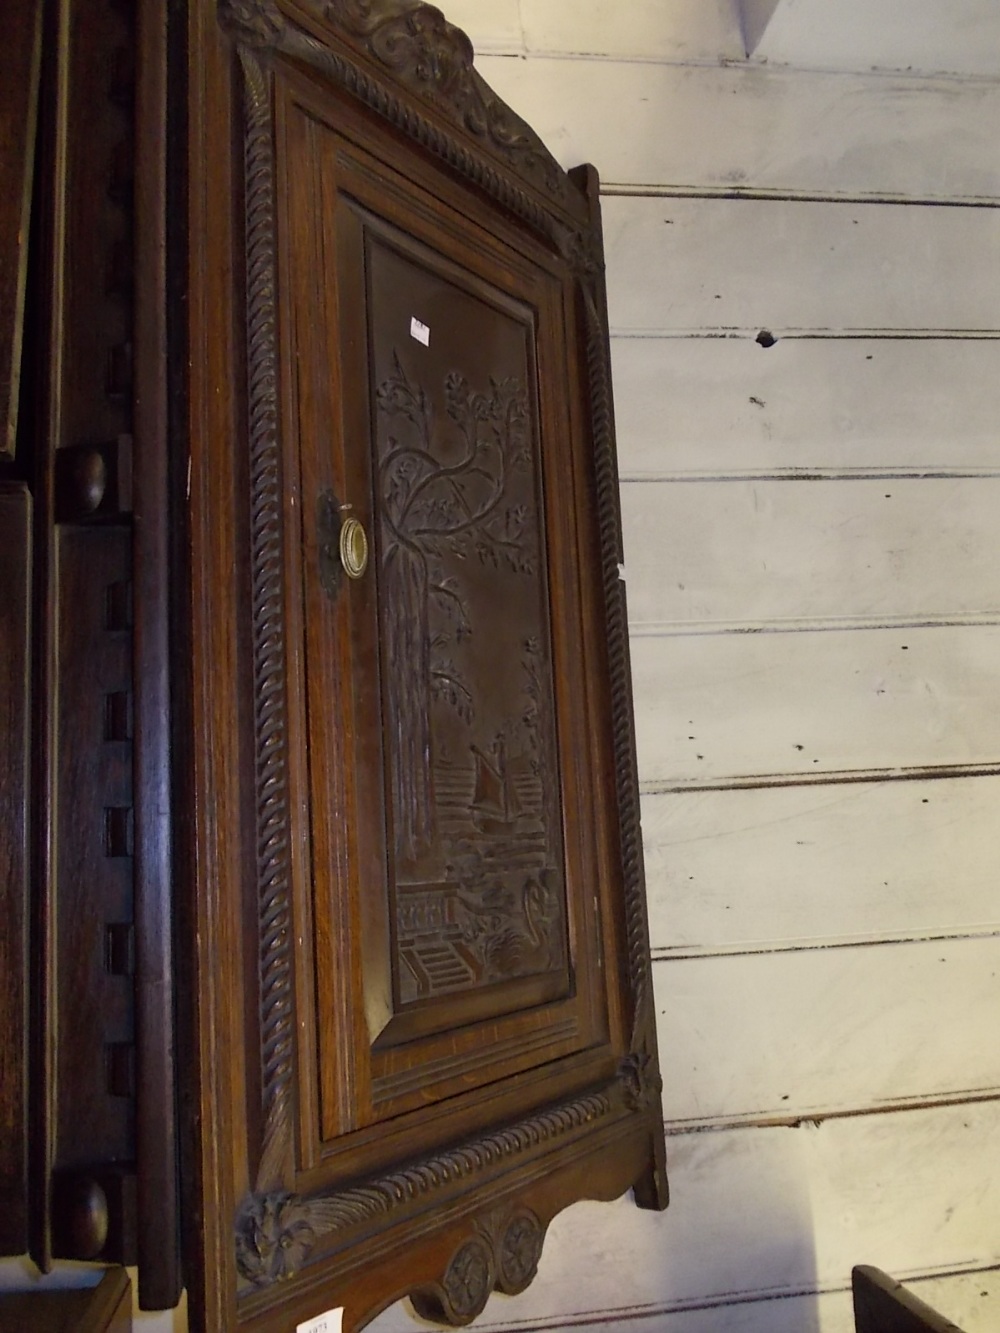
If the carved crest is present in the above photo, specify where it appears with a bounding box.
[218,0,580,216]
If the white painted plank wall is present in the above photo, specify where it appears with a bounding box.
[366,7,1000,1333]
[643,777,1000,951]
[455,1102,1000,1329]
[623,479,1000,625]
[476,57,1000,203]
[612,339,1000,475]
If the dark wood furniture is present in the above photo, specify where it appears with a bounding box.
[0,0,42,459]
[1,2,666,1328]
[853,1267,966,1333]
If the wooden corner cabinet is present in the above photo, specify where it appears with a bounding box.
[1,1,667,1329]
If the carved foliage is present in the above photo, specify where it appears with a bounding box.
[374,345,567,1004]
[324,0,565,195]
[235,1088,606,1288]
[218,0,581,234]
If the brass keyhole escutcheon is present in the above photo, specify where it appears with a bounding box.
[339,514,368,579]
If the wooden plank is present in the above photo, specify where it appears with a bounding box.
[755,0,1000,80]
[441,0,523,53]
[452,0,744,63]
[641,778,1000,953]
[621,478,1000,629]
[368,1272,1000,1331]
[475,55,1000,201]
[601,197,1000,335]
[385,1271,1000,1332]
[0,486,31,1255]
[630,625,1000,785]
[654,937,1000,1126]
[0,0,43,458]
[518,0,744,62]
[611,337,1000,477]
[367,1103,1000,1328]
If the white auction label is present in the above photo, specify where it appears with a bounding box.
[296,1307,344,1333]
[410,316,431,346]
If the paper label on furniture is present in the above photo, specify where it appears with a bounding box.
[410,316,430,346]
[297,1308,344,1333]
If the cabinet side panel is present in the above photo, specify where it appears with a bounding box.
[0,0,42,459]
[0,485,31,1253]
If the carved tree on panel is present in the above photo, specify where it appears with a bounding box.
[377,351,534,862]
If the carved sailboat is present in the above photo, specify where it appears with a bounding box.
[470,737,523,835]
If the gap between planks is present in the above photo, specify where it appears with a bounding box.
[651,924,1000,963]
[602,182,1000,209]
[665,1088,1000,1137]
[619,468,1000,483]
[483,46,1000,91]
[609,327,1000,340]
[639,761,1000,795]
[470,1264,1000,1330]
[628,614,1000,639]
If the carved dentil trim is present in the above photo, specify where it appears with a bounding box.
[235,1087,608,1288]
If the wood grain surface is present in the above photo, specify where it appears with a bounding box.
[0,0,42,458]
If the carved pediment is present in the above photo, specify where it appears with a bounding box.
[219,0,579,212]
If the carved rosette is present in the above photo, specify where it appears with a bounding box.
[440,1239,494,1322]
[496,1210,545,1294]
[411,1208,546,1326]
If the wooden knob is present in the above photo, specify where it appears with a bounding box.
[57,1176,109,1260]
[70,449,108,513]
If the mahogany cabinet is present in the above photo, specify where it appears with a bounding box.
[2,1,667,1328]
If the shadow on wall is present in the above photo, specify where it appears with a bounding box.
[365,1123,821,1332]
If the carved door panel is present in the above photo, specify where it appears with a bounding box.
[282,96,615,1137]
[182,4,666,1330]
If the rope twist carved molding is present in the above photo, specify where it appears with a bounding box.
[236,1087,611,1288]
[240,45,296,1197]
[579,281,657,1055]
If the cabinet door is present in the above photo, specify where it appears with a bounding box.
[183,4,666,1330]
